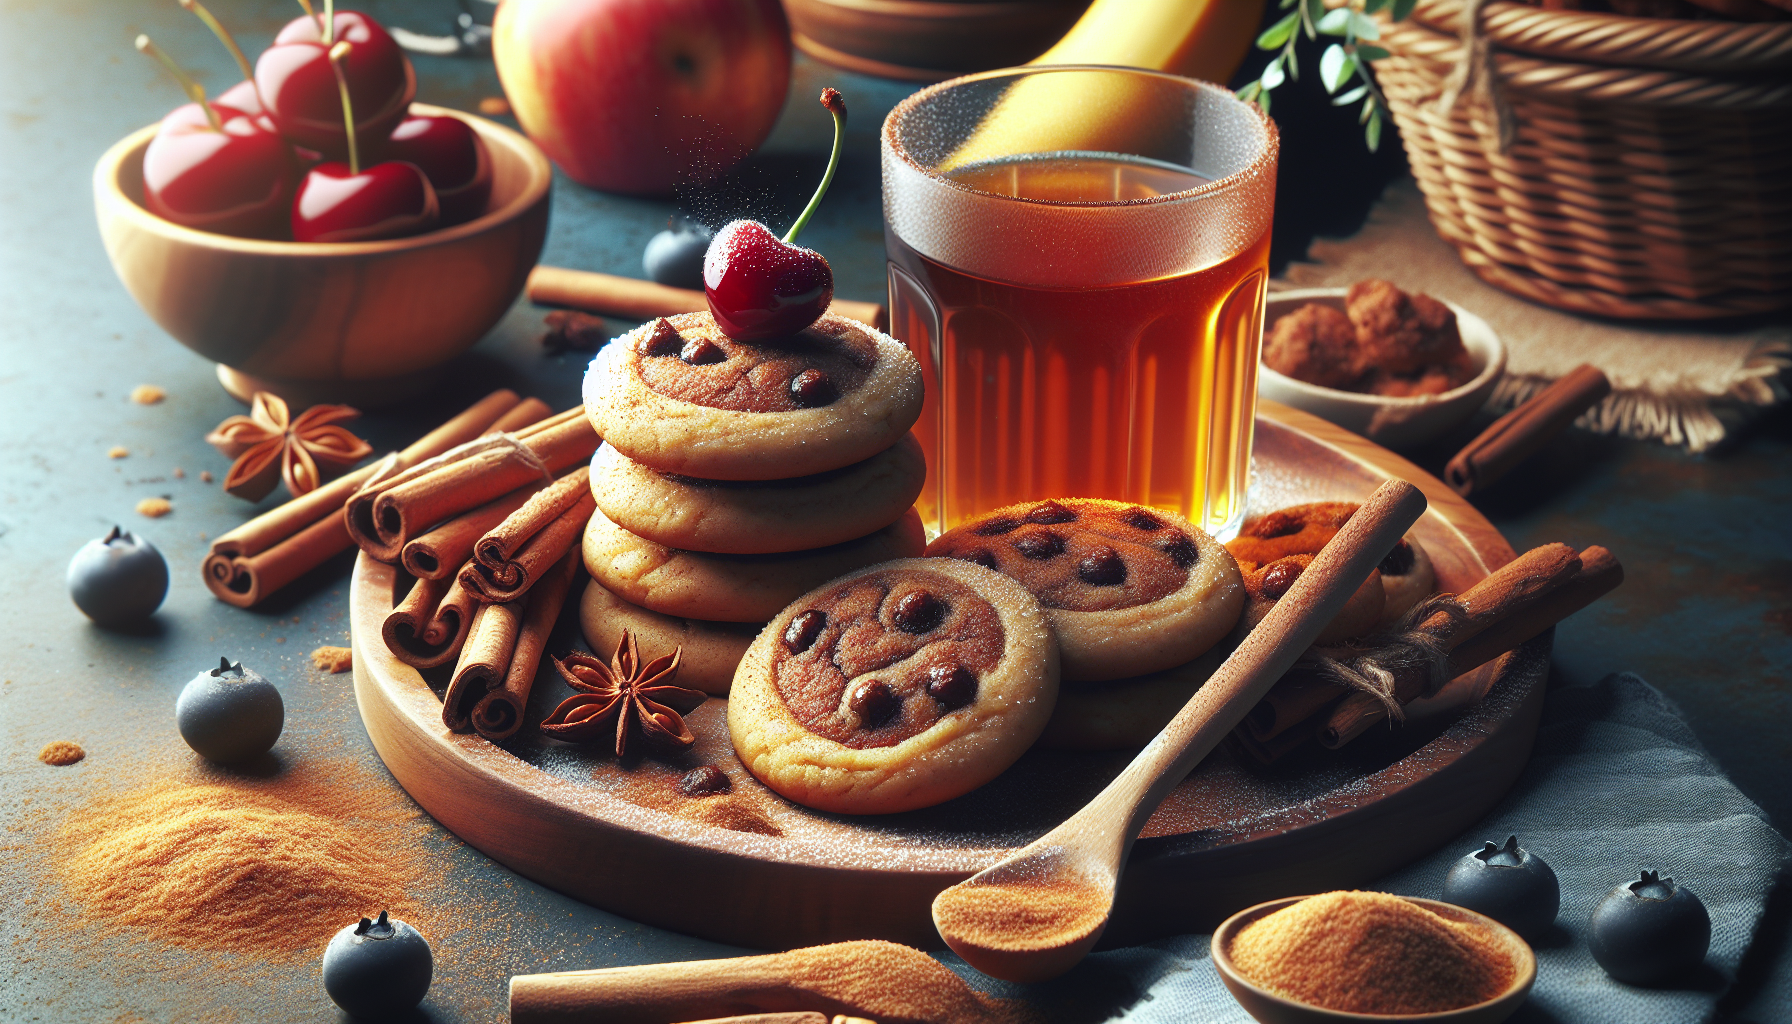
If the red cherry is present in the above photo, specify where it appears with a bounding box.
[291,161,439,243]
[702,89,846,340]
[381,115,491,225]
[254,12,414,158]
[702,220,834,340]
[143,101,296,238]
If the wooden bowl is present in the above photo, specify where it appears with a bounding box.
[1211,895,1536,1024]
[785,0,1089,82]
[1257,289,1506,451]
[92,104,551,407]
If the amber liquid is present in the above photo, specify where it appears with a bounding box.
[886,152,1269,536]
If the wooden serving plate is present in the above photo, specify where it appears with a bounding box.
[350,401,1548,950]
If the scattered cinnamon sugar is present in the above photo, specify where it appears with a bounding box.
[478,96,511,116]
[130,385,166,405]
[108,446,129,459]
[39,741,85,766]
[931,877,1109,951]
[311,645,353,673]
[136,497,171,518]
[1227,891,1515,1015]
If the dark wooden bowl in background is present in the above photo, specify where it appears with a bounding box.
[783,0,1091,82]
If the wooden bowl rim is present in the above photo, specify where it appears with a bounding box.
[1210,893,1538,1022]
[1259,288,1508,410]
[92,102,551,256]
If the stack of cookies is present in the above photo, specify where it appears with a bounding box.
[579,310,929,694]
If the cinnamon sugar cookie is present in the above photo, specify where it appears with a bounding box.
[1227,501,1435,633]
[582,506,926,623]
[728,558,1058,814]
[583,312,923,480]
[1039,642,1232,750]
[578,577,761,696]
[588,434,926,554]
[925,499,1243,681]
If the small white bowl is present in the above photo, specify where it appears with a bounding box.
[1257,288,1506,450]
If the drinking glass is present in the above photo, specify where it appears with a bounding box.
[881,66,1278,538]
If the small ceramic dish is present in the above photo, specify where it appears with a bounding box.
[1211,894,1536,1024]
[93,103,551,408]
[1257,288,1506,450]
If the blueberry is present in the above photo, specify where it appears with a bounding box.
[642,217,712,289]
[176,658,284,763]
[1441,834,1560,939]
[1589,869,1711,985]
[322,910,433,1017]
[67,526,168,625]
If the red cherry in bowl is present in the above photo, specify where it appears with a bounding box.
[381,114,491,225]
[292,161,439,243]
[255,11,414,158]
[145,101,296,238]
[703,89,846,341]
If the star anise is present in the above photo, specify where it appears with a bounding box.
[205,392,374,501]
[542,631,704,757]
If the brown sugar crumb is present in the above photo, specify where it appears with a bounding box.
[1264,303,1361,389]
[39,741,85,766]
[541,309,610,354]
[199,470,214,483]
[932,877,1109,952]
[1228,891,1515,1015]
[130,384,166,405]
[108,446,129,459]
[172,467,186,479]
[310,646,353,673]
[136,497,172,518]
[1270,280,1476,397]
[478,96,511,116]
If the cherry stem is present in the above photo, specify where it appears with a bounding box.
[782,89,847,246]
[296,0,324,39]
[328,40,358,174]
[324,0,335,45]
[136,35,221,132]
[179,0,253,85]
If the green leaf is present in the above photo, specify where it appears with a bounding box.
[1304,0,1325,34]
[1357,44,1391,61]
[1333,84,1369,105]
[1258,87,1273,115]
[1260,60,1286,91]
[1256,13,1300,50]
[1364,0,1391,12]
[1366,111,1383,151]
[1285,46,1300,78]
[1320,44,1353,93]
[1316,8,1352,35]
[1392,0,1418,19]
[1359,95,1377,122]
[1236,81,1261,103]
[1280,0,1298,7]
[1351,10,1382,39]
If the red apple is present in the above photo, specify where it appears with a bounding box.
[492,0,791,196]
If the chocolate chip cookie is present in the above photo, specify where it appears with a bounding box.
[925,499,1244,681]
[728,558,1059,814]
[583,312,924,481]
[1227,501,1436,635]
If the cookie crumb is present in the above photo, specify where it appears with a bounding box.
[40,741,85,766]
[173,467,186,479]
[478,96,511,116]
[311,646,353,673]
[199,470,214,483]
[136,497,172,518]
[130,384,166,405]
[108,446,129,459]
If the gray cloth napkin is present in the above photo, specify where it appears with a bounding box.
[953,672,1789,1024]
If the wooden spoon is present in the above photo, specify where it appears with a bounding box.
[930,478,1429,983]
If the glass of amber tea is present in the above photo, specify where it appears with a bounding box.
[882,66,1278,538]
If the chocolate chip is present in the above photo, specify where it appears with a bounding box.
[1024,501,1077,524]
[790,368,839,407]
[783,609,826,653]
[1123,508,1163,531]
[1013,531,1066,560]
[1379,538,1414,576]
[638,318,682,356]
[973,516,1020,536]
[1163,533,1199,568]
[676,765,731,797]
[892,590,946,634]
[926,665,977,710]
[680,338,726,365]
[1078,546,1127,586]
[848,678,899,726]
[954,548,999,570]
[1260,559,1303,598]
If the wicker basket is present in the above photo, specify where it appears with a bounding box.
[1377,0,1792,319]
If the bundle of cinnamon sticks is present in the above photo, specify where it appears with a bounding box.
[1232,542,1624,765]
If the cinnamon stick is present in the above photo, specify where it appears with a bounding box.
[672,1016,830,1024]
[471,548,581,741]
[345,408,599,562]
[383,571,481,670]
[475,467,592,571]
[1445,364,1611,496]
[444,600,524,732]
[401,484,544,580]
[459,489,596,603]
[527,264,889,332]
[203,389,524,607]
[489,396,554,434]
